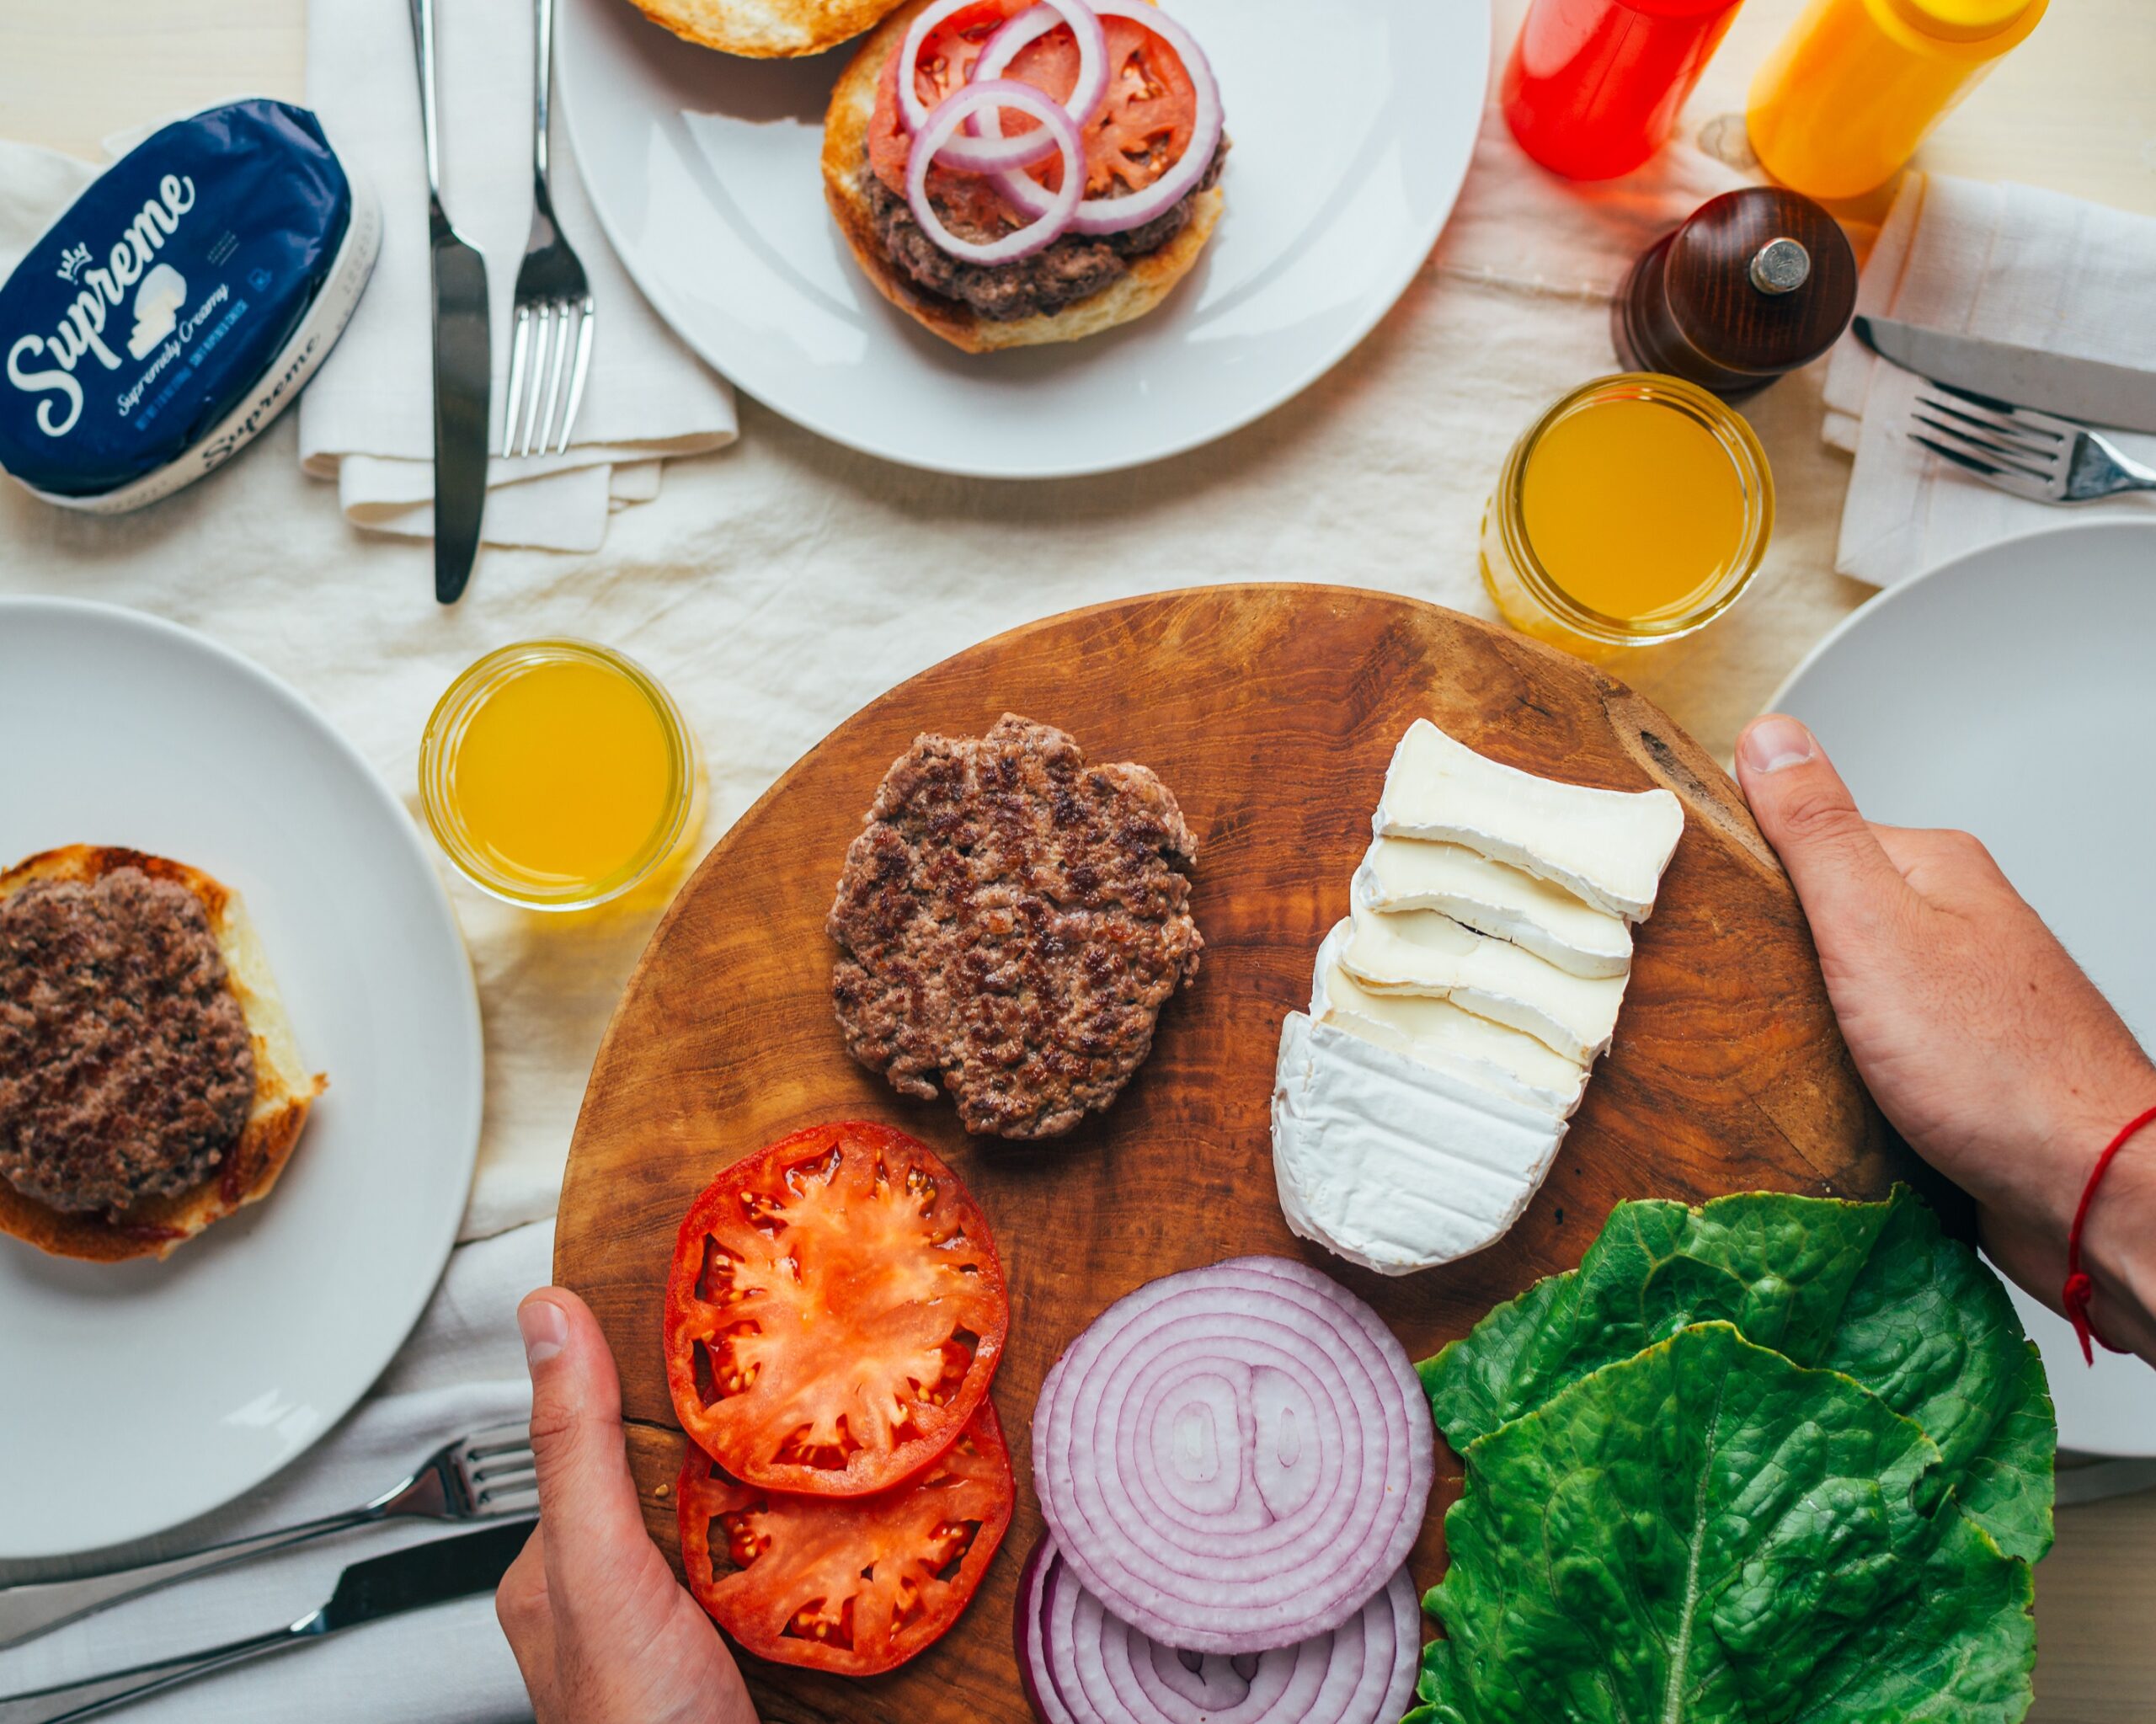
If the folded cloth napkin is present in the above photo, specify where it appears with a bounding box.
[0,1221,550,1724]
[1823,173,2156,588]
[296,0,737,553]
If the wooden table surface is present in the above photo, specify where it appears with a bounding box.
[6,3,2152,1721]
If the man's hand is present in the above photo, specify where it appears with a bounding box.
[1737,714,2156,1364]
[498,1289,759,1724]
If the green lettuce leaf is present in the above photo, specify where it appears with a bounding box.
[1418,1188,2054,1562]
[1410,1323,2035,1724]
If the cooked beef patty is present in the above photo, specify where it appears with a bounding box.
[0,869,255,1214]
[864,140,1228,322]
[830,714,1201,1139]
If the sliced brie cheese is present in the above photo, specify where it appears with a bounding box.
[1310,921,1587,1118]
[1374,718,1684,921]
[1271,1012,1566,1274]
[1340,905,1625,1065]
[1353,836,1632,979]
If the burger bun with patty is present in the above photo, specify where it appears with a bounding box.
[0,846,325,1263]
[822,0,1224,355]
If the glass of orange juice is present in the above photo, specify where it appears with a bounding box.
[419,640,705,910]
[1481,372,1774,656]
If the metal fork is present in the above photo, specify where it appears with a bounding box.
[0,1422,536,1652]
[500,0,595,456]
[1910,384,2156,504]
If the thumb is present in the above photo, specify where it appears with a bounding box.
[1735,716,1908,941]
[518,1289,650,1594]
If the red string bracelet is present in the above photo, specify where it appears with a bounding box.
[2063,1102,2156,1364]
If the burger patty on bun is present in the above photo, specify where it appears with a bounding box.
[0,868,256,1214]
[862,138,1227,322]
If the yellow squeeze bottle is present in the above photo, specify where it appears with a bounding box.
[1746,0,2047,200]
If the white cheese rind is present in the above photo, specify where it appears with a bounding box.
[1339,905,1627,1065]
[1373,718,1684,921]
[1271,1013,1566,1274]
[1353,837,1632,979]
[1310,921,1587,1118]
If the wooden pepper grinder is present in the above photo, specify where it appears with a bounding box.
[1613,187,1858,402]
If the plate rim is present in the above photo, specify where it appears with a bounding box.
[558,0,1492,480]
[0,595,487,1559]
[1767,515,2156,1460]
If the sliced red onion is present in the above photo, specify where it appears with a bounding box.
[961,3,1108,173]
[906,81,1086,267]
[1018,1532,1420,1724]
[988,0,1225,238]
[896,0,1107,174]
[1031,1256,1432,1655]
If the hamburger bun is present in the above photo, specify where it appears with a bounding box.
[622,0,907,57]
[0,846,326,1263]
[821,0,1223,355]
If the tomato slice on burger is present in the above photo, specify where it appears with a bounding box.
[663,1120,1009,1497]
[677,1401,1017,1676]
[868,0,1203,222]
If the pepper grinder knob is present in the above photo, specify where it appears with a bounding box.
[1612,188,1857,402]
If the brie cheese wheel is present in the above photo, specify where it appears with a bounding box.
[1310,921,1586,1118]
[1373,719,1684,921]
[1340,904,1626,1065]
[1271,1012,1566,1274]
[1353,836,1631,979]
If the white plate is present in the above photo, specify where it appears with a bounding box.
[0,601,483,1556]
[559,0,1488,478]
[1773,519,2156,1458]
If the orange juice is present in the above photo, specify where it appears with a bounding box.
[421,642,702,909]
[1747,0,2047,200]
[1481,374,1773,654]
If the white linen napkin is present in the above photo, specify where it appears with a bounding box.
[1823,173,2156,588]
[296,0,737,554]
[0,1221,550,1724]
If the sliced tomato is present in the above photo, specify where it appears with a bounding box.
[677,1401,1016,1676]
[867,0,1202,231]
[663,1121,1009,1497]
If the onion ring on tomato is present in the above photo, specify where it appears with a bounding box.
[907,80,1087,265]
[897,0,1107,174]
[988,0,1223,238]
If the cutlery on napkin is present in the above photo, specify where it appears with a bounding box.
[298,0,736,556]
[1822,173,2156,588]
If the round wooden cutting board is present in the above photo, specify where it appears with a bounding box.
[558,584,1915,1724]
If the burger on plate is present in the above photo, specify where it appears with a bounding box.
[823,0,1226,353]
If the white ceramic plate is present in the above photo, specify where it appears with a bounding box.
[1774,519,2156,1458]
[0,601,483,1557]
[559,0,1488,478]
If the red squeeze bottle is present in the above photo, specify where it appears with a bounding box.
[1502,0,1747,180]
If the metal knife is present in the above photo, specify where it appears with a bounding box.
[0,1520,534,1724]
[1854,315,2156,435]
[410,0,492,605]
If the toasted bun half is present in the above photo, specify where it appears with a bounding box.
[623,0,905,56]
[821,0,1223,355]
[0,846,326,1263]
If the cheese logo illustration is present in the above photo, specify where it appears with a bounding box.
[127,264,189,362]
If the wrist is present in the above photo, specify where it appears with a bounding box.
[2063,1066,2156,1355]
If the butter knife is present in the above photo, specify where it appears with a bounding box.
[0,1520,535,1723]
[410,0,491,604]
[1854,315,2156,436]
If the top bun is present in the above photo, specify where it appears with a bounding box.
[622,0,909,56]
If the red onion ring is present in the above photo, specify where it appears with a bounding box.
[906,81,1086,266]
[1018,1533,1421,1724]
[987,0,1225,238]
[896,0,1107,174]
[1032,1257,1432,1655]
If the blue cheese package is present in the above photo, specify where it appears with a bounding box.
[0,99,378,512]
